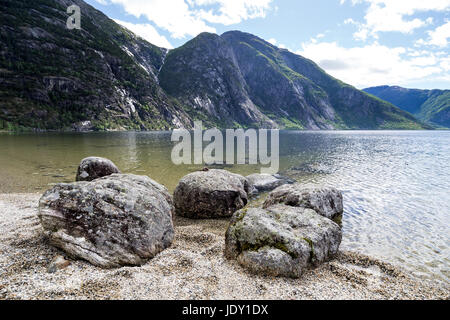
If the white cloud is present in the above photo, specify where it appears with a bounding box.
[109,0,214,38]
[100,0,273,39]
[341,0,450,40]
[440,56,450,71]
[114,19,173,48]
[427,20,450,46]
[415,20,450,47]
[297,40,445,88]
[344,18,357,25]
[193,0,272,25]
[266,37,286,48]
[307,33,328,44]
[353,26,370,41]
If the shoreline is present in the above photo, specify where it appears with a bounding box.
[2,129,449,134]
[0,193,448,300]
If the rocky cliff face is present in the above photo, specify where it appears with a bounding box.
[364,86,450,128]
[0,0,426,130]
[221,32,337,129]
[0,0,191,131]
[159,33,275,128]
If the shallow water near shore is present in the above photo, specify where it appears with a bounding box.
[0,130,449,284]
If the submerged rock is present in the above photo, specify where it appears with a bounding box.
[225,204,342,278]
[246,173,295,194]
[76,157,120,182]
[174,169,253,219]
[38,174,174,268]
[263,184,343,220]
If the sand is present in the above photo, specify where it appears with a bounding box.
[0,193,448,300]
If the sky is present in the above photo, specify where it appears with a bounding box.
[85,0,450,90]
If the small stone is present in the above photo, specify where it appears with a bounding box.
[246,173,295,194]
[47,256,70,273]
[75,157,120,182]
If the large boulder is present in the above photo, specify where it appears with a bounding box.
[38,174,175,268]
[76,156,120,182]
[263,184,343,220]
[225,204,342,278]
[174,169,252,219]
[246,173,295,194]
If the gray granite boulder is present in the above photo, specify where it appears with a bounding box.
[76,156,120,182]
[263,184,343,220]
[246,173,295,193]
[38,174,174,268]
[174,169,253,219]
[225,204,342,278]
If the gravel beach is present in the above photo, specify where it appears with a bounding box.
[0,193,448,300]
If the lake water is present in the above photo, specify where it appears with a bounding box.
[0,130,449,283]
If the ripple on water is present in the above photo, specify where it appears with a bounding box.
[0,130,448,283]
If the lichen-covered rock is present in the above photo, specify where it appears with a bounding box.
[174,169,252,218]
[225,204,342,278]
[38,174,174,268]
[76,157,120,182]
[246,173,295,193]
[263,184,343,220]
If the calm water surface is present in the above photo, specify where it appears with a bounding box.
[0,131,449,283]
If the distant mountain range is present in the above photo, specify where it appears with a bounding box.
[364,86,450,128]
[0,0,426,131]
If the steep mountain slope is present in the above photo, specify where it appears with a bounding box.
[221,31,336,129]
[364,86,450,128]
[159,32,275,128]
[0,0,426,130]
[0,0,190,131]
[161,31,425,130]
[418,91,450,127]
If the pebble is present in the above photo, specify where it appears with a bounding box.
[0,193,448,300]
[47,256,71,273]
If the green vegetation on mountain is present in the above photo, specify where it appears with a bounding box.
[0,0,190,131]
[364,86,449,128]
[160,30,425,129]
[0,0,427,131]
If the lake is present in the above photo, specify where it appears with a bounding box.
[0,130,449,284]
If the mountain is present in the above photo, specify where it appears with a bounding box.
[363,86,450,128]
[160,31,424,130]
[0,0,426,131]
[0,0,191,131]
